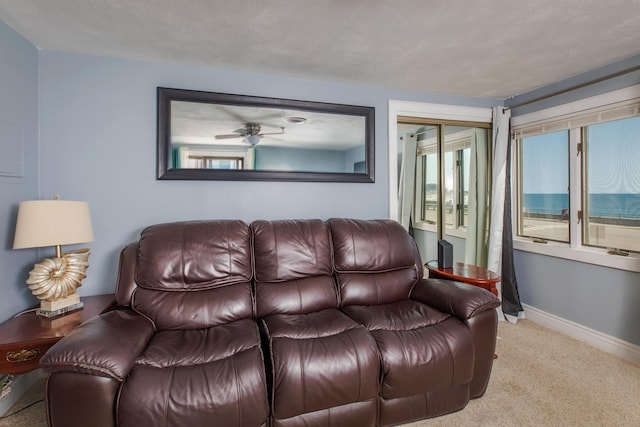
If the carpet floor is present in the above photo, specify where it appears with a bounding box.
[1,319,638,426]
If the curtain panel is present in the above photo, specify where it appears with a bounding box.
[487,107,524,322]
[464,129,490,267]
[398,133,418,230]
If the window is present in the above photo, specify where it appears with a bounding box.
[512,86,640,271]
[403,122,490,237]
[172,146,255,170]
[419,149,438,224]
[186,155,244,170]
[582,116,640,252]
[517,130,570,243]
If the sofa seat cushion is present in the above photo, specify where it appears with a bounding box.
[117,319,268,427]
[343,299,450,331]
[343,301,474,400]
[262,309,379,420]
[135,319,259,366]
[264,308,367,339]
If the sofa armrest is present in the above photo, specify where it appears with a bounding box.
[411,278,501,320]
[40,309,155,382]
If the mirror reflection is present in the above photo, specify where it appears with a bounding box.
[157,88,374,182]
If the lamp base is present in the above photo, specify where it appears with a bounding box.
[36,294,84,318]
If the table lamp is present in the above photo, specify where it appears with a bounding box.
[13,196,94,318]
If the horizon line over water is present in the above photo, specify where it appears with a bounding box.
[523,193,640,219]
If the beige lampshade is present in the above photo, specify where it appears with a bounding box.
[13,200,94,249]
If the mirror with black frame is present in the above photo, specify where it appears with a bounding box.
[157,87,375,182]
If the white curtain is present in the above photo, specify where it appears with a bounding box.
[465,129,490,266]
[487,107,510,320]
[487,108,509,272]
[398,133,418,230]
[487,107,525,323]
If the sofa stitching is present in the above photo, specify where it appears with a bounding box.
[273,223,280,281]
[311,221,319,274]
[467,299,502,318]
[262,319,277,417]
[203,327,209,365]
[225,221,232,284]
[342,330,363,401]
[230,351,243,426]
[433,322,456,388]
[383,222,392,270]
[181,223,186,289]
[350,223,357,271]
[164,366,175,427]
[298,338,306,414]
[296,279,303,313]
[44,362,123,381]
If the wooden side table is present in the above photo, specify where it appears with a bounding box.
[0,294,115,374]
[425,260,500,297]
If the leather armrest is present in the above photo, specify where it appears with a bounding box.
[411,278,501,320]
[40,309,155,382]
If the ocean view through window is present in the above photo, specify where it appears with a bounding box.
[583,116,640,252]
[518,130,569,243]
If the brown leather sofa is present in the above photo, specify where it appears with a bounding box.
[41,218,500,427]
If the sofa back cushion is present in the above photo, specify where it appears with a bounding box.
[328,218,423,307]
[252,219,338,317]
[132,220,254,330]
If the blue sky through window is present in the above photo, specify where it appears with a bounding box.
[587,116,640,194]
[522,130,568,194]
[522,116,639,195]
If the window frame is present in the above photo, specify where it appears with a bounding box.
[511,85,640,272]
[412,126,478,238]
[389,101,493,228]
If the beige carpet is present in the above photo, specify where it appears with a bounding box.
[405,319,640,426]
[1,319,638,426]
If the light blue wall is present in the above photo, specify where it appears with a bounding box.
[513,251,640,345]
[37,50,499,297]
[255,146,345,172]
[507,55,640,346]
[0,21,39,322]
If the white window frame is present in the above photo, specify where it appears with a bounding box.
[511,85,640,272]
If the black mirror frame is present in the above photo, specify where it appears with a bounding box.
[157,87,375,182]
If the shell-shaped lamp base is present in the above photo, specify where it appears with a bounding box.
[26,248,90,301]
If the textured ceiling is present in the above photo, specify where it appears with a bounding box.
[1,0,639,99]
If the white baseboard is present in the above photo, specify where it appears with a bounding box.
[522,303,640,365]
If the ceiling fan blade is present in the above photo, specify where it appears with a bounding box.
[215,127,249,139]
[258,127,285,137]
[215,133,244,140]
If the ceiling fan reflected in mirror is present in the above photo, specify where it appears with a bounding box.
[215,123,285,146]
